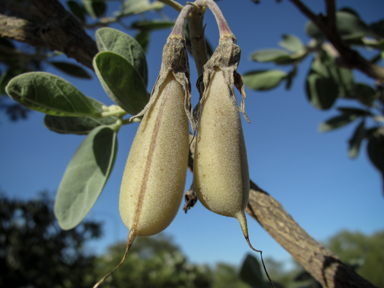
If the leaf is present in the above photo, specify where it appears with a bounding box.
[135,30,150,53]
[243,70,287,91]
[0,68,25,95]
[96,27,148,87]
[131,20,175,31]
[82,0,106,18]
[306,54,339,110]
[354,83,376,107]
[6,72,98,116]
[54,125,117,230]
[93,51,148,115]
[121,0,164,15]
[250,49,291,63]
[67,0,86,22]
[348,119,366,158]
[337,107,370,117]
[44,98,118,135]
[239,254,264,287]
[319,114,359,132]
[50,61,91,79]
[279,34,305,53]
[367,134,384,183]
[306,11,371,40]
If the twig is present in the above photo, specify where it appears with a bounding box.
[288,0,384,82]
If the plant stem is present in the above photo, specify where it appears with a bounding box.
[157,0,183,12]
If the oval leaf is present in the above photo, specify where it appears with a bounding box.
[250,49,291,63]
[243,70,287,91]
[93,51,148,115]
[6,72,97,116]
[306,71,338,110]
[44,98,118,135]
[54,125,117,230]
[319,114,359,132]
[67,0,86,22]
[130,20,175,31]
[348,119,366,159]
[279,34,305,53]
[239,254,264,287]
[306,11,371,40]
[95,27,148,87]
[367,134,384,186]
[50,61,91,79]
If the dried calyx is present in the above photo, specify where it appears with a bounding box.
[194,0,250,123]
[131,3,197,132]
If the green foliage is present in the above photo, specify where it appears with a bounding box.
[96,235,213,288]
[94,51,149,115]
[327,230,384,288]
[49,61,92,79]
[239,254,265,287]
[82,0,106,19]
[95,27,148,87]
[244,6,384,190]
[6,72,99,117]
[306,10,371,41]
[120,0,164,16]
[243,70,287,91]
[0,193,102,288]
[44,98,118,135]
[54,125,117,230]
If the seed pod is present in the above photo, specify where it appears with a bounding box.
[194,67,249,223]
[119,71,189,237]
[93,5,196,287]
[193,1,274,286]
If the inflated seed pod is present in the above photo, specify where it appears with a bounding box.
[194,67,249,222]
[119,71,189,237]
[93,5,196,288]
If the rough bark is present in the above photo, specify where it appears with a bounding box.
[0,0,97,69]
[246,181,377,288]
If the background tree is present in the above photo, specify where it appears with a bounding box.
[0,1,383,288]
[0,192,102,288]
[95,234,213,288]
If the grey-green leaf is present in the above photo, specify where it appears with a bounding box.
[243,70,287,91]
[306,11,371,40]
[250,49,291,63]
[279,34,305,53]
[121,0,164,15]
[54,125,117,230]
[50,61,92,79]
[319,113,359,132]
[6,72,98,116]
[348,119,366,158]
[93,51,148,115]
[131,20,175,31]
[367,134,384,179]
[67,0,86,22]
[135,30,150,53]
[239,254,264,288]
[95,27,148,87]
[44,98,118,135]
[354,83,376,107]
[306,71,338,110]
[82,0,106,18]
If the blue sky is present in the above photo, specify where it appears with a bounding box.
[1,0,384,270]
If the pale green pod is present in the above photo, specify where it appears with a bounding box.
[194,68,250,222]
[120,72,189,237]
